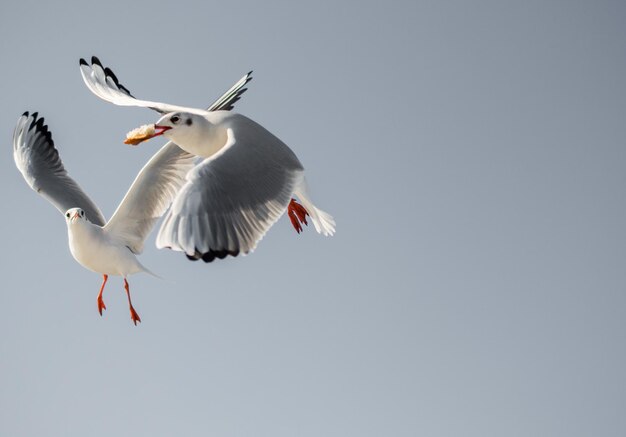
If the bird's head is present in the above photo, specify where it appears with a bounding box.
[149,112,214,156]
[124,112,216,156]
[152,112,205,142]
[124,112,197,145]
[65,207,86,225]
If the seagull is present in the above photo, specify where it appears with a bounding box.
[80,56,335,263]
[13,73,252,324]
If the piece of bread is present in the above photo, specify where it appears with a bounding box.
[124,124,156,145]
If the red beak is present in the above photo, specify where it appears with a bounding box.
[72,212,80,220]
[152,125,172,137]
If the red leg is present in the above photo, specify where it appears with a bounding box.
[97,274,108,316]
[123,278,142,326]
[287,199,309,234]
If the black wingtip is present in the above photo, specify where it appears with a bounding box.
[103,67,115,78]
[24,113,51,142]
[86,57,134,97]
[201,249,241,263]
[34,116,45,131]
[119,84,133,97]
[183,247,241,263]
[79,58,88,66]
[22,111,29,117]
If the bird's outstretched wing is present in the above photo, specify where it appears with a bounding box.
[156,115,304,262]
[13,112,107,226]
[79,56,252,115]
[103,143,196,254]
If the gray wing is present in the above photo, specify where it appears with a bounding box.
[156,116,304,262]
[206,71,252,112]
[80,56,252,115]
[103,143,195,254]
[13,112,106,226]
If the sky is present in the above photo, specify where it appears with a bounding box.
[1,0,626,436]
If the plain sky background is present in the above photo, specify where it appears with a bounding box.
[1,1,625,436]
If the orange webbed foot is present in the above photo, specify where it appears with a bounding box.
[288,199,309,234]
[97,296,107,316]
[129,306,142,326]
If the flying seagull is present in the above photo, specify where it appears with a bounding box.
[13,72,252,324]
[79,56,335,263]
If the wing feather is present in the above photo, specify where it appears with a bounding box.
[13,112,106,226]
[206,71,252,112]
[103,142,195,254]
[80,56,251,115]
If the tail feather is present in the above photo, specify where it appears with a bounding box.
[137,261,163,280]
[310,207,336,236]
[294,180,336,237]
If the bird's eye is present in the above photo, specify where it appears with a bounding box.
[171,115,180,124]
[81,211,84,217]
[66,212,70,218]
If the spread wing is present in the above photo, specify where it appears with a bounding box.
[79,56,252,115]
[156,116,304,262]
[103,143,196,254]
[13,112,106,226]
[205,70,253,112]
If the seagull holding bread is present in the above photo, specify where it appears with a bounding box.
[80,56,335,263]
[13,72,252,324]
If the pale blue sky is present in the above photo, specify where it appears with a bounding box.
[1,1,626,436]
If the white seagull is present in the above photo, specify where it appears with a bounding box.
[13,72,252,324]
[79,57,335,263]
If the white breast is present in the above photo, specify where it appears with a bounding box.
[67,220,145,276]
